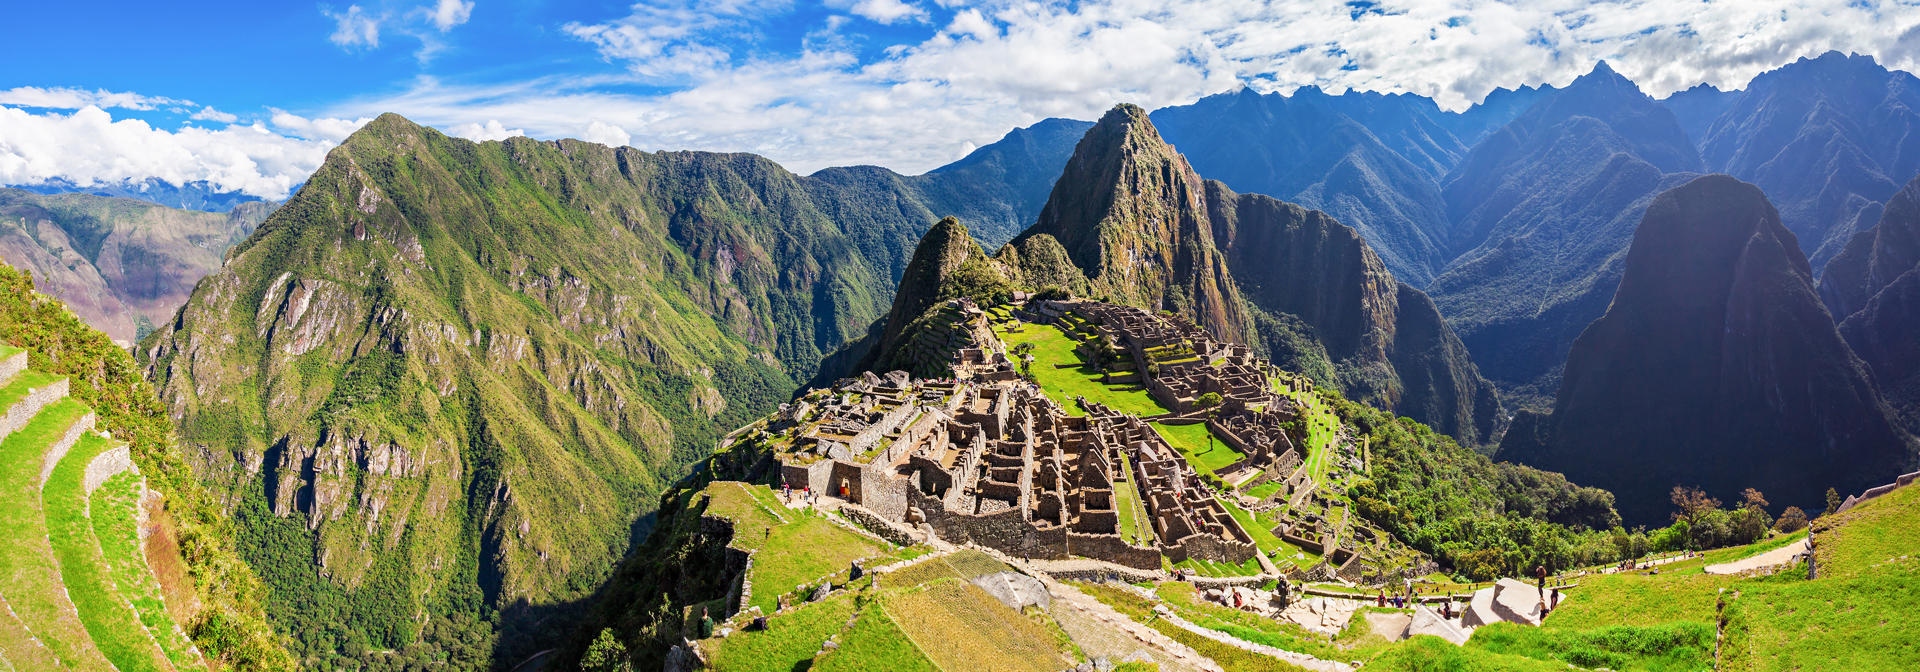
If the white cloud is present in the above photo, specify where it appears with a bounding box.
[0,105,340,199]
[0,87,184,111]
[270,110,375,143]
[582,119,632,147]
[427,0,474,32]
[446,119,525,142]
[328,5,381,48]
[190,106,239,123]
[832,0,926,25]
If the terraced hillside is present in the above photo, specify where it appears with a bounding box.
[0,343,205,671]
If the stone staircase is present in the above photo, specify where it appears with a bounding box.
[0,344,203,671]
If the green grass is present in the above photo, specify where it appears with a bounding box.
[749,515,889,614]
[1542,570,1730,631]
[0,397,113,670]
[1366,635,1569,671]
[1466,621,1712,671]
[93,471,200,669]
[992,322,1169,417]
[811,606,939,672]
[1155,583,1354,660]
[1173,555,1263,578]
[1113,455,1154,545]
[703,593,857,672]
[1152,423,1244,475]
[1215,495,1284,554]
[884,579,1074,672]
[1077,582,1308,672]
[42,433,169,672]
[1817,483,1920,580]
[1272,376,1339,483]
[0,370,61,417]
[1245,482,1283,501]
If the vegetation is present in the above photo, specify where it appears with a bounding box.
[93,471,202,668]
[0,265,291,670]
[44,433,171,672]
[1152,422,1244,475]
[884,579,1075,672]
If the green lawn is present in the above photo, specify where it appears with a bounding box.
[1113,455,1154,546]
[1214,495,1284,554]
[703,593,857,672]
[811,606,939,672]
[43,433,168,672]
[749,515,890,614]
[93,471,200,669]
[1245,482,1283,501]
[992,322,1169,417]
[1151,423,1243,475]
[1466,621,1714,672]
[0,369,61,416]
[1272,375,1340,483]
[1173,555,1263,578]
[0,398,113,671]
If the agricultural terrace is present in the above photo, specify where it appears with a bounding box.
[1273,372,1343,483]
[1150,422,1243,476]
[702,482,922,615]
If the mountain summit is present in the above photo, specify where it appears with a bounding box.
[1016,104,1248,342]
[1502,174,1914,524]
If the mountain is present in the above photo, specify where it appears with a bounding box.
[1206,181,1504,445]
[1661,83,1742,145]
[1428,62,1704,407]
[1435,83,1560,147]
[1014,104,1247,340]
[1500,175,1914,525]
[995,104,1502,446]
[1699,51,1920,273]
[0,189,277,344]
[8,177,273,212]
[1152,88,1455,285]
[1825,176,1920,431]
[134,111,1086,666]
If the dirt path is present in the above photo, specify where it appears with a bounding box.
[1705,539,1809,575]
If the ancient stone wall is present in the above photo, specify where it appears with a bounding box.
[82,443,138,494]
[4,376,69,441]
[1172,531,1258,565]
[840,503,919,547]
[1066,532,1161,569]
[36,409,95,487]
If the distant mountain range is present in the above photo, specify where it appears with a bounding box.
[6,178,276,212]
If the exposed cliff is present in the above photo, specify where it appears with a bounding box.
[1207,182,1503,446]
[1502,175,1915,525]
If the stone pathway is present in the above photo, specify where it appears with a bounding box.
[1705,539,1810,575]
[1158,611,1355,672]
[1363,612,1411,642]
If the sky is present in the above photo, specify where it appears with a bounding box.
[3,0,1920,200]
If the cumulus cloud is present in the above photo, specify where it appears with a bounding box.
[832,0,927,25]
[447,119,525,141]
[427,0,474,31]
[0,105,347,199]
[328,5,382,48]
[0,87,184,111]
[582,119,632,147]
[270,110,376,143]
[190,106,239,123]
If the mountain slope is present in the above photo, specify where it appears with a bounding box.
[138,112,1027,666]
[1430,62,1704,407]
[1014,104,1247,341]
[0,189,276,344]
[1207,182,1503,445]
[1699,51,1920,272]
[1501,175,1914,525]
[1825,176,1920,432]
[1152,89,1454,285]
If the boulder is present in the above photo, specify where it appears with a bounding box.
[972,571,1050,611]
[1402,606,1471,646]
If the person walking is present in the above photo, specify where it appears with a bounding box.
[1534,565,1547,593]
[1377,589,1385,608]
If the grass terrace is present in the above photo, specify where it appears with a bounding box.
[92,471,199,668]
[1113,455,1154,545]
[44,433,169,672]
[884,579,1078,672]
[1173,555,1263,578]
[1150,422,1243,475]
[990,321,1170,417]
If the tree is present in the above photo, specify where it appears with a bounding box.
[1196,392,1223,409]
[1824,487,1843,517]
[1733,488,1771,543]
[1773,506,1809,533]
[582,629,633,672]
[1670,486,1720,527]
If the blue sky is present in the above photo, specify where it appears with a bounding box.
[4,0,1919,199]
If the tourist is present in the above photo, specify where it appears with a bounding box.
[1550,588,1560,612]
[1376,590,1385,608]
[1534,565,1547,593]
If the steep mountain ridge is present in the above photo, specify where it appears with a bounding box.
[1429,63,1704,407]
[1501,175,1914,525]
[1206,182,1503,444]
[1825,176,1920,432]
[1700,51,1920,272]
[1152,88,1454,285]
[0,189,276,344]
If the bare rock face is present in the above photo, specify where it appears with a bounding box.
[1503,174,1916,525]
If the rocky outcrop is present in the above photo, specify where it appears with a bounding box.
[1502,175,1916,525]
